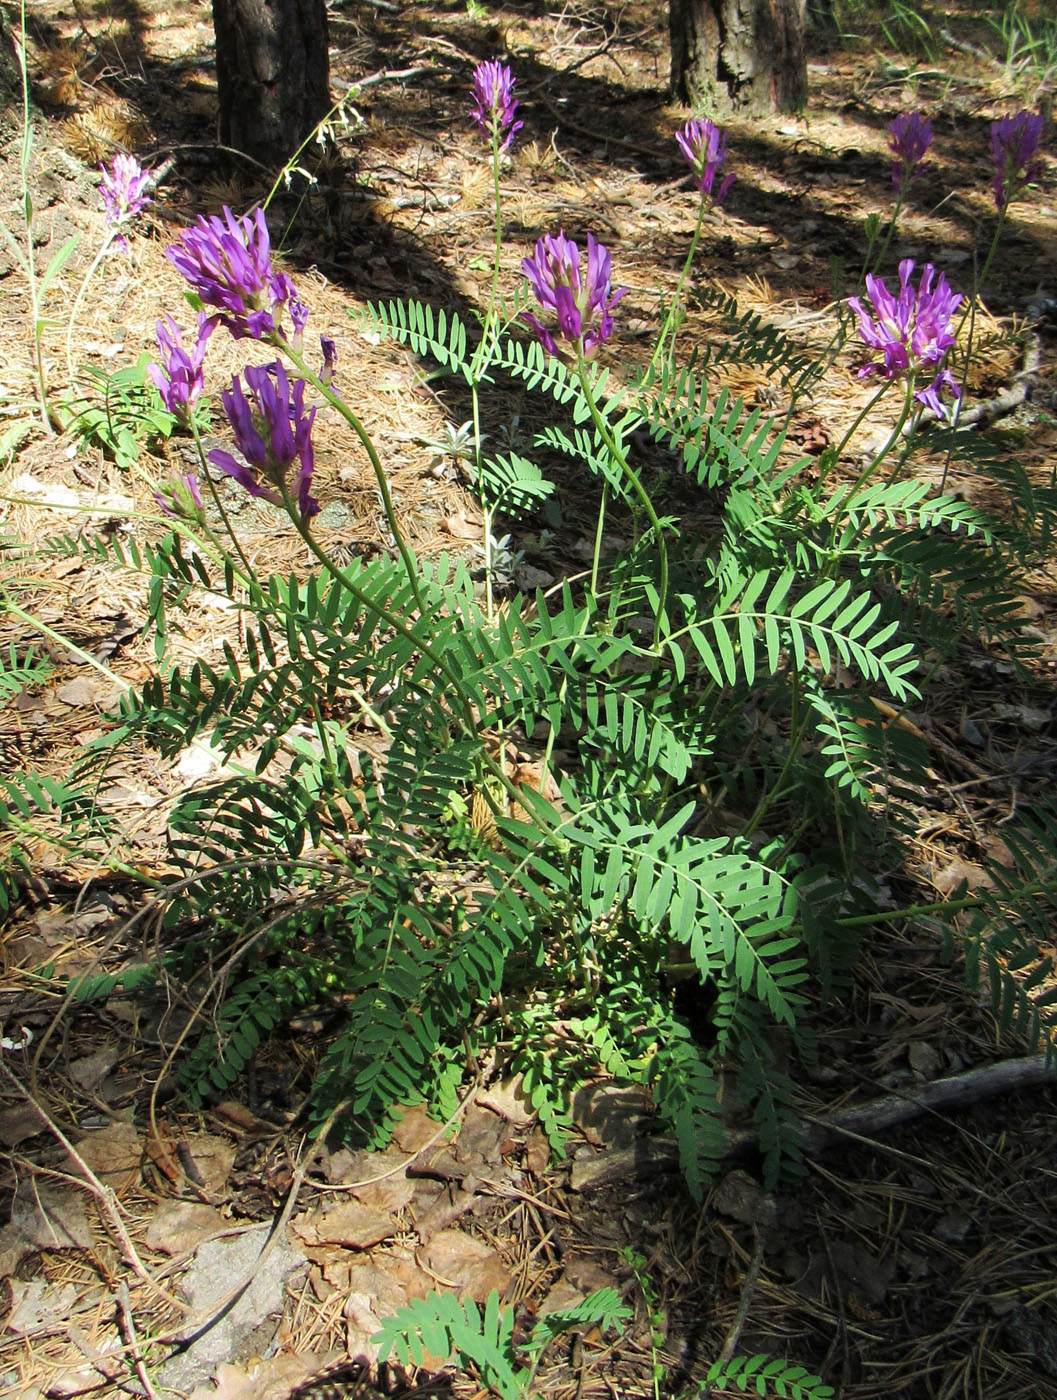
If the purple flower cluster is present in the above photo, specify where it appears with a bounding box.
[209,362,319,520]
[522,231,626,359]
[471,61,523,150]
[848,259,963,417]
[100,155,152,250]
[147,313,214,424]
[676,119,734,205]
[990,110,1045,211]
[887,112,932,193]
[155,472,205,524]
[166,206,302,342]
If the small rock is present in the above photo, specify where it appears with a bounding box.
[713,1169,767,1226]
[907,1040,943,1080]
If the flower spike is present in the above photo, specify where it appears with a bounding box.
[100,155,152,250]
[848,258,963,419]
[147,313,215,424]
[676,119,734,205]
[209,362,319,520]
[522,230,626,359]
[471,61,523,150]
[887,112,932,193]
[167,206,306,343]
[990,110,1045,211]
[155,473,205,525]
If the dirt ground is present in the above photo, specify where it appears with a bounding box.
[1,1,1057,1397]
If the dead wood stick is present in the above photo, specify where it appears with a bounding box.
[716,1201,775,1368]
[950,322,1042,429]
[797,1052,1054,1152]
[569,1053,1055,1191]
[0,1059,183,1311]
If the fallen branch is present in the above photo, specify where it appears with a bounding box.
[569,1053,1055,1191]
[911,296,1054,436]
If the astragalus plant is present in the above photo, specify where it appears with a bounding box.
[11,73,1056,1206]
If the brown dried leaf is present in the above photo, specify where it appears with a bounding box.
[932,858,993,896]
[69,1046,120,1092]
[390,1102,443,1154]
[145,1201,226,1256]
[348,1165,415,1214]
[0,1102,48,1147]
[189,1352,342,1400]
[72,1121,141,1193]
[292,1200,396,1249]
[479,1075,535,1127]
[441,512,482,539]
[420,1229,511,1303]
[11,1182,94,1251]
[183,1132,237,1196]
[4,1278,79,1335]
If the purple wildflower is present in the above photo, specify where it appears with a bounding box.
[146,313,215,424]
[522,230,626,359]
[320,335,338,386]
[289,289,310,350]
[887,112,932,193]
[209,362,319,520]
[155,473,206,525]
[990,110,1045,210]
[848,258,963,418]
[471,61,523,150]
[100,155,152,251]
[676,119,734,205]
[166,206,302,342]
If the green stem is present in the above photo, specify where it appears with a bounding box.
[261,88,361,215]
[467,120,507,622]
[65,232,117,386]
[188,418,262,589]
[834,875,1057,930]
[278,338,430,622]
[740,668,804,845]
[590,480,609,597]
[826,378,914,553]
[867,191,905,279]
[650,197,708,378]
[470,122,505,382]
[284,497,476,733]
[12,0,50,434]
[285,502,542,825]
[470,383,495,625]
[938,209,1008,490]
[576,360,669,650]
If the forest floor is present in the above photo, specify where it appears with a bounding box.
[2,0,1057,1397]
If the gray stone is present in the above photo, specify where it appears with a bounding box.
[157,1224,307,1392]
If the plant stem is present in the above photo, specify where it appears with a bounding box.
[868,192,906,278]
[834,874,1057,930]
[13,0,51,434]
[740,668,804,845]
[939,208,1007,490]
[590,481,609,597]
[278,338,430,622]
[826,378,914,552]
[576,360,669,650]
[65,232,118,386]
[650,197,707,377]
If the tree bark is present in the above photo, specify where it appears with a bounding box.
[669,0,807,118]
[212,0,330,168]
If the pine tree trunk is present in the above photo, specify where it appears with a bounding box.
[669,0,807,117]
[212,0,330,168]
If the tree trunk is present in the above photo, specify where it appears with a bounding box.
[212,0,330,168]
[669,0,807,118]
